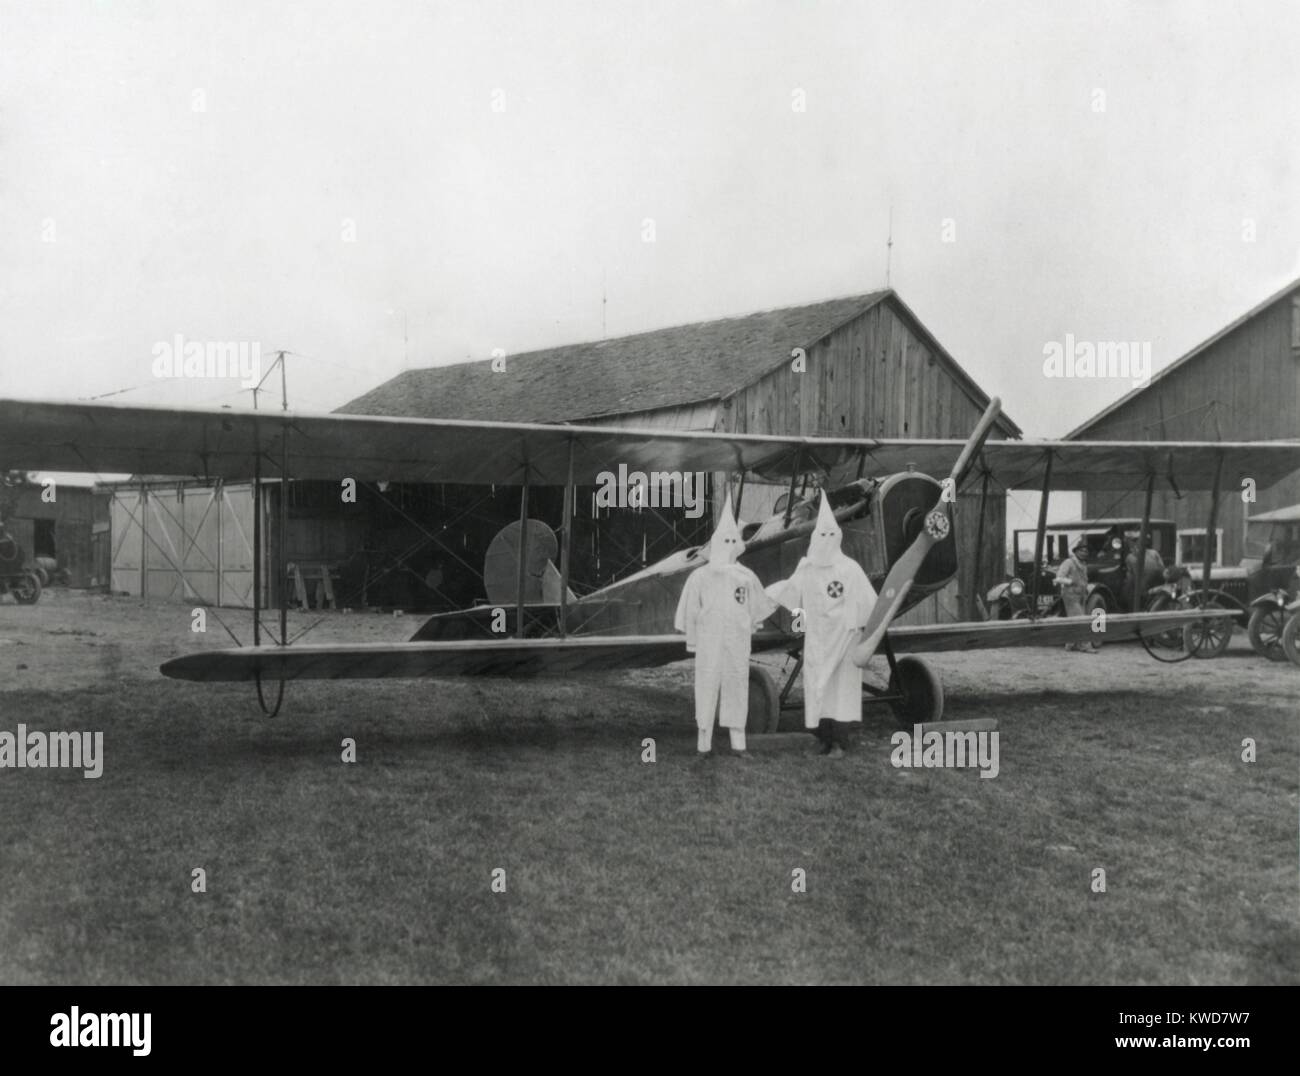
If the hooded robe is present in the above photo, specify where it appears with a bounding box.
[674,496,778,733]
[765,493,877,727]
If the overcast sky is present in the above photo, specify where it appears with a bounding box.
[2,0,1297,459]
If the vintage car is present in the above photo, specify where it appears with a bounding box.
[0,523,43,604]
[986,518,1177,620]
[1232,504,1300,660]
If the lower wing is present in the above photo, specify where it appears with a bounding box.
[159,610,1229,682]
[886,609,1235,653]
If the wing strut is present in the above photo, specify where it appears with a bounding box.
[972,468,990,619]
[1200,451,1225,589]
[1028,450,1054,616]
[278,419,290,647]
[558,437,575,638]
[782,446,803,528]
[1134,472,1156,612]
[252,424,262,644]
[516,460,530,637]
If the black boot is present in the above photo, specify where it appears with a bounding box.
[816,718,834,755]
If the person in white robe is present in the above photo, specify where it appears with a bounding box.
[674,495,778,760]
[765,493,877,757]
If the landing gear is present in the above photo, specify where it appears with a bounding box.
[746,664,780,735]
[885,654,944,726]
[775,639,948,730]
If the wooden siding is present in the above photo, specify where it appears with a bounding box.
[1080,288,1300,565]
[716,298,1009,622]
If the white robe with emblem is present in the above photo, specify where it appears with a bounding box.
[765,493,877,727]
[766,556,875,726]
[675,561,777,730]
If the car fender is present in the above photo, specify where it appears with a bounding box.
[985,581,1013,603]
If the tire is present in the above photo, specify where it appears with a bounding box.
[887,655,944,727]
[1183,597,1232,659]
[1282,612,1300,668]
[13,571,42,605]
[1144,592,1186,650]
[1248,605,1288,662]
[746,664,780,735]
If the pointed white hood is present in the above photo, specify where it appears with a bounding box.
[806,492,842,567]
[708,494,744,566]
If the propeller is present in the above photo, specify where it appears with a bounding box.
[851,397,1003,668]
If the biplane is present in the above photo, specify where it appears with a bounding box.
[4,395,1295,731]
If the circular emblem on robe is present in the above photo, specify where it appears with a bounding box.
[827,580,844,598]
[734,587,746,604]
[925,510,950,540]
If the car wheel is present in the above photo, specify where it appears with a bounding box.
[1144,592,1185,650]
[1247,606,1288,661]
[1184,597,1232,658]
[13,571,42,605]
[1282,612,1300,668]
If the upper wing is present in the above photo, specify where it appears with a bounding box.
[3,396,1299,489]
[886,609,1236,653]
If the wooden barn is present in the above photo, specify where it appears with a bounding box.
[340,290,1021,622]
[0,475,109,588]
[1067,277,1300,568]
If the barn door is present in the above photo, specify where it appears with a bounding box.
[110,490,144,596]
[181,486,221,605]
[218,484,256,608]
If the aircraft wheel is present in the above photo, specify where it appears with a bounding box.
[746,664,780,735]
[1281,612,1300,668]
[13,571,42,605]
[1247,606,1288,661]
[1183,598,1232,659]
[887,656,944,727]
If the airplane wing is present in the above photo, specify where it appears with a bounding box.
[884,609,1236,653]
[161,634,789,681]
[3,396,1299,489]
[159,609,1232,681]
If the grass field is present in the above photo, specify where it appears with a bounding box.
[1,592,1297,984]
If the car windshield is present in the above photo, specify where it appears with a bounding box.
[1015,524,1173,566]
[1246,520,1300,565]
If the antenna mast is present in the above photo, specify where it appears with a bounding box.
[886,204,894,288]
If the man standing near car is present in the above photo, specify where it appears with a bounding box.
[1125,535,1165,603]
[1055,538,1097,652]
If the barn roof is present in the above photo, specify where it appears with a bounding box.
[1066,275,1300,439]
[338,290,1020,435]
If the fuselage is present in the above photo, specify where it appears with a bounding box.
[413,471,956,641]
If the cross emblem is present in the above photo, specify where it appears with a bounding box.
[734,587,746,604]
[827,580,844,599]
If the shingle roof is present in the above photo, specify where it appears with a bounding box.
[339,293,891,423]
[337,289,1021,437]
